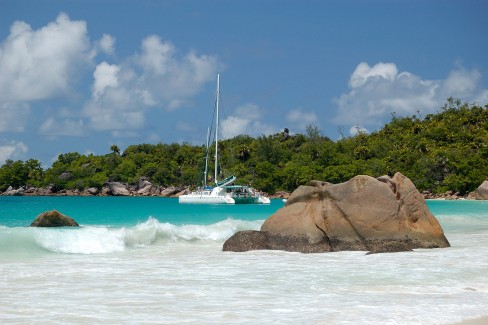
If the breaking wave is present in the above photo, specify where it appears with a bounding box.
[0,218,263,255]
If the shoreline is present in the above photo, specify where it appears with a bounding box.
[0,186,479,200]
[0,179,483,200]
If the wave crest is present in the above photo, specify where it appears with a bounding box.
[125,217,262,246]
[0,218,263,255]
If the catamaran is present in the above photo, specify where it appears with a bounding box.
[224,185,271,204]
[178,74,270,205]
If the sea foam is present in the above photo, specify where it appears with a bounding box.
[1,200,488,324]
[0,218,263,256]
[124,217,262,246]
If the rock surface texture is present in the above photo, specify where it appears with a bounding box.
[474,180,488,200]
[223,173,450,254]
[30,210,79,227]
[3,186,25,196]
[105,182,131,196]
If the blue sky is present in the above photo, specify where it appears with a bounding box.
[1,0,487,167]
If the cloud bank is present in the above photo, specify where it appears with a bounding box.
[334,62,488,135]
[0,13,222,161]
[0,13,92,141]
[221,103,276,139]
[0,13,92,102]
[83,35,221,134]
[0,140,28,163]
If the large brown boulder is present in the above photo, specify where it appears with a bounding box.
[30,210,79,227]
[223,173,450,254]
[474,180,488,200]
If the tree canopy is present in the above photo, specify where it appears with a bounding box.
[1,100,487,195]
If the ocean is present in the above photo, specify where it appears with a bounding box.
[1,197,487,324]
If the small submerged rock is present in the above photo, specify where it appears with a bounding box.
[30,210,79,227]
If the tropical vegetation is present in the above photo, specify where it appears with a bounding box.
[1,99,487,195]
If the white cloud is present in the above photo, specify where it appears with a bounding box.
[286,109,318,130]
[0,140,28,163]
[221,103,276,139]
[349,62,398,88]
[83,100,145,132]
[92,62,120,98]
[333,62,488,132]
[442,68,480,97]
[97,34,116,55]
[83,35,222,132]
[221,115,250,138]
[349,125,369,136]
[475,90,488,104]
[0,13,94,138]
[135,36,222,105]
[0,13,92,102]
[0,14,222,140]
[39,117,85,136]
[138,35,175,75]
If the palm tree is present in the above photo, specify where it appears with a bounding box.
[110,145,120,156]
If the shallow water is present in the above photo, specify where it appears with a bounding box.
[1,198,487,324]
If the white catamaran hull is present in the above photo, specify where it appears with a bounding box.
[178,194,235,204]
[178,187,235,204]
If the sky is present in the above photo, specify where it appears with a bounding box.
[0,0,487,167]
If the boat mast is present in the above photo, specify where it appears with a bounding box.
[204,127,210,188]
[214,73,220,184]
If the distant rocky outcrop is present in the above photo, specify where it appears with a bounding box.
[30,210,79,227]
[3,186,25,196]
[474,180,488,200]
[137,177,152,190]
[158,186,179,197]
[174,187,190,197]
[84,187,99,196]
[269,191,291,199]
[421,190,462,200]
[223,172,450,254]
[104,182,131,196]
[137,182,160,196]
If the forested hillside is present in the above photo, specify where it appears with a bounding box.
[1,99,487,195]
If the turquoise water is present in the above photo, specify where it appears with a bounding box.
[426,199,488,234]
[1,197,487,324]
[0,196,282,227]
[427,199,488,217]
[2,196,486,228]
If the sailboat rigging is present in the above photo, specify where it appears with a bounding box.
[178,74,269,205]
